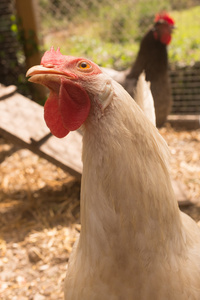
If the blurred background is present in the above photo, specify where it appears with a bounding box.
[1,0,200,114]
[0,1,200,299]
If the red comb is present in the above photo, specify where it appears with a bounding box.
[154,12,175,25]
[41,46,66,65]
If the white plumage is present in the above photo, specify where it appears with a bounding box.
[65,74,200,300]
[134,73,156,126]
[27,52,200,300]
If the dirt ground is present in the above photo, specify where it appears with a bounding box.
[0,125,200,300]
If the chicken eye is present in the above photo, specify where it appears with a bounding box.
[77,61,92,71]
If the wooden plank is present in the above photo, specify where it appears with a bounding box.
[15,0,41,70]
[0,93,50,142]
[0,85,17,99]
[167,115,200,130]
[0,91,82,179]
[40,134,82,175]
[15,0,46,100]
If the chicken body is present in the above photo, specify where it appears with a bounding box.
[27,49,200,300]
[64,79,200,300]
[104,12,174,127]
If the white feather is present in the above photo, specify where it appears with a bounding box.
[64,73,200,300]
[134,73,156,126]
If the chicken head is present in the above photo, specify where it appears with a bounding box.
[153,12,175,45]
[26,47,103,138]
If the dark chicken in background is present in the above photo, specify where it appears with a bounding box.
[104,12,175,127]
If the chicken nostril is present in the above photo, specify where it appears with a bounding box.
[45,64,55,68]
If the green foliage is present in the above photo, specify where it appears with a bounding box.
[168,6,200,66]
[43,27,138,69]
[136,0,170,38]
[41,1,200,69]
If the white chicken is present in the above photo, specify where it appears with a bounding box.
[27,47,200,300]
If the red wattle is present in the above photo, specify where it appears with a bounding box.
[44,92,70,138]
[44,79,91,138]
[59,78,91,131]
[160,33,171,45]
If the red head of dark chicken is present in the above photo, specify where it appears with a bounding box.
[153,12,175,45]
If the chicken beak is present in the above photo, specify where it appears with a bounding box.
[26,65,49,78]
[26,65,77,83]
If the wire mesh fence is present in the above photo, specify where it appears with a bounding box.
[170,63,200,114]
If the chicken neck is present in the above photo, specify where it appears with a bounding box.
[79,82,184,266]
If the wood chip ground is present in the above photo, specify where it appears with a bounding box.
[0,125,200,299]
